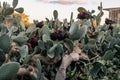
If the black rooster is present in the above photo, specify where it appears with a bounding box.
[50,28,69,41]
[77,10,93,19]
[105,18,115,25]
[36,21,44,28]
[105,18,115,31]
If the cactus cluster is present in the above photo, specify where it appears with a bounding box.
[0,0,24,22]
[0,1,120,80]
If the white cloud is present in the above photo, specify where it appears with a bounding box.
[37,0,87,5]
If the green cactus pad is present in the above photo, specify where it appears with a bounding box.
[0,62,20,80]
[53,10,58,20]
[77,7,86,12]
[0,34,11,53]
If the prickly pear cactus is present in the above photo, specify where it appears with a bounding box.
[12,0,18,8]
[3,7,14,16]
[77,7,86,12]
[96,2,104,26]
[0,49,5,66]
[70,12,74,26]
[0,62,20,80]
[53,10,58,20]
[0,34,11,53]
[0,0,120,80]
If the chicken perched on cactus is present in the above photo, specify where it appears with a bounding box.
[77,10,93,19]
[36,21,44,28]
[50,28,69,41]
[105,18,115,30]
[105,18,115,25]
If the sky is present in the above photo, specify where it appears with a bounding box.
[0,0,120,24]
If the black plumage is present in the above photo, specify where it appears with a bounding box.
[57,32,67,41]
[105,18,115,25]
[50,33,58,41]
[77,11,93,19]
[36,21,44,28]
[105,18,115,31]
[50,32,69,41]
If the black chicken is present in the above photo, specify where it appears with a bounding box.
[50,28,69,41]
[105,18,115,31]
[50,32,69,41]
[77,10,93,19]
[50,32,58,41]
[57,32,69,41]
[36,21,44,28]
[105,18,115,25]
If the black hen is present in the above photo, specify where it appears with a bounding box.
[36,21,44,28]
[77,11,93,19]
[105,18,115,31]
[57,32,69,41]
[50,32,58,41]
[50,32,69,41]
[105,18,115,25]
